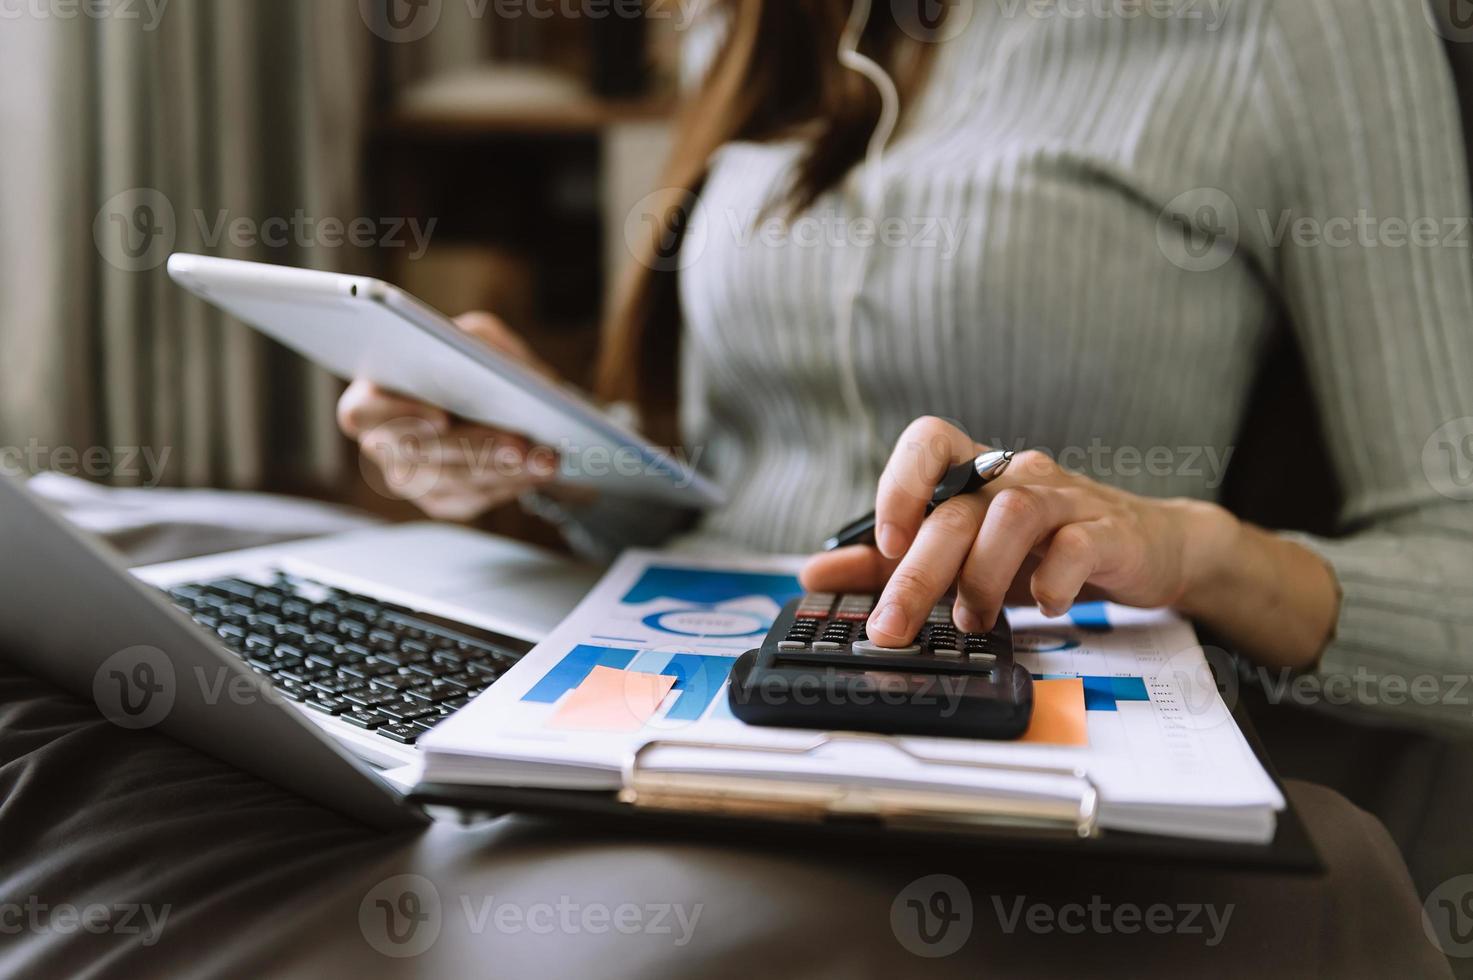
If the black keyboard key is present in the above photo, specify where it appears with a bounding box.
[341,710,388,730]
[281,599,312,620]
[373,649,429,668]
[336,641,372,661]
[404,680,466,703]
[369,673,418,692]
[304,695,352,716]
[377,723,421,745]
[311,678,368,697]
[379,701,438,723]
[344,690,399,709]
[272,680,311,703]
[342,661,397,680]
[337,619,371,639]
[407,661,455,679]
[277,665,333,685]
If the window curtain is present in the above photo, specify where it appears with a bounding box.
[0,0,375,491]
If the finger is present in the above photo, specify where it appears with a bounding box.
[454,311,530,358]
[868,495,987,647]
[799,546,898,594]
[954,486,1088,632]
[338,381,449,439]
[874,417,981,560]
[454,312,555,379]
[1028,521,1120,617]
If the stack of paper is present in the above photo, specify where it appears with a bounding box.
[420,551,1284,843]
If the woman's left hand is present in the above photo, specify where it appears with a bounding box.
[800,416,1241,648]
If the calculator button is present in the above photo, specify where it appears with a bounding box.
[777,641,808,652]
[851,639,921,656]
[933,648,963,658]
[927,604,953,625]
[968,651,997,666]
[810,641,844,652]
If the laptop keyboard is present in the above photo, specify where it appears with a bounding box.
[164,573,529,747]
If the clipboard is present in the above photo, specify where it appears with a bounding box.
[410,670,1323,874]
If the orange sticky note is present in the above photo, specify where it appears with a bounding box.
[1019,678,1089,746]
[549,666,677,733]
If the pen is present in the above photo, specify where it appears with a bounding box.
[823,450,1016,551]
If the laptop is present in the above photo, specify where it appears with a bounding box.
[0,473,599,830]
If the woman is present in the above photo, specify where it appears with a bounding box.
[342,0,1473,733]
[3,2,1465,975]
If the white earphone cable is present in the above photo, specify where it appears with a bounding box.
[833,0,901,472]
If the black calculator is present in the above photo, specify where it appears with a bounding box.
[727,593,1034,740]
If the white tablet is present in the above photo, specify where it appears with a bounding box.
[167,254,723,508]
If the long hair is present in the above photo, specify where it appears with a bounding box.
[596,0,939,442]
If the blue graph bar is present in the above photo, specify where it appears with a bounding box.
[1036,674,1150,712]
[660,654,738,722]
[522,645,738,723]
[522,645,637,703]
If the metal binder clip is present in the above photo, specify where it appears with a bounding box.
[619,734,1101,839]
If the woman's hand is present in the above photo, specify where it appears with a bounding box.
[800,416,1245,649]
[337,312,560,522]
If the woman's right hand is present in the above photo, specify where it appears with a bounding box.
[337,311,560,522]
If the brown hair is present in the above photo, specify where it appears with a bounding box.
[596,0,939,443]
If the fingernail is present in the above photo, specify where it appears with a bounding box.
[953,604,982,634]
[870,603,908,639]
[876,522,907,559]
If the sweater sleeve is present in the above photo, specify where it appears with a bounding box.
[1256,0,1473,733]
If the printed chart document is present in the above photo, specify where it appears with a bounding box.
[420,551,1285,843]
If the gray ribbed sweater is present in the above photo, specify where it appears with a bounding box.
[566,0,1473,732]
